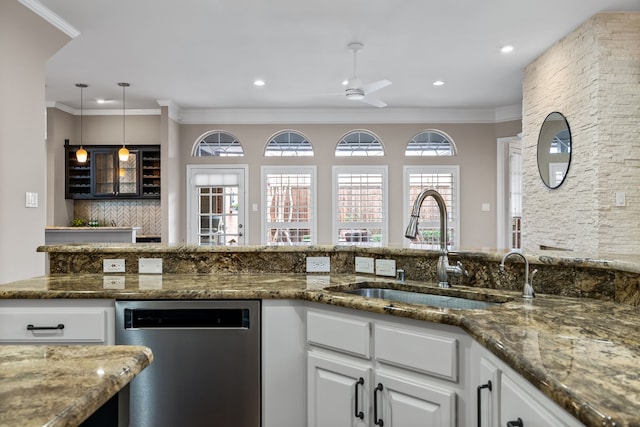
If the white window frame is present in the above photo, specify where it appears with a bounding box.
[261,166,317,245]
[332,165,388,246]
[403,165,460,249]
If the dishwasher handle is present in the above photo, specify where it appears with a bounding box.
[124,308,251,329]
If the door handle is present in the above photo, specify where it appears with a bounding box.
[477,380,492,427]
[354,377,364,420]
[373,383,384,426]
[27,324,65,331]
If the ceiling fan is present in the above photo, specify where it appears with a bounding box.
[343,42,392,108]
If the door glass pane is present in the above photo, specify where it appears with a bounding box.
[198,185,240,246]
[94,152,115,195]
[118,151,137,194]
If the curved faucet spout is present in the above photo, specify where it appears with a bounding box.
[405,189,465,288]
[500,250,534,298]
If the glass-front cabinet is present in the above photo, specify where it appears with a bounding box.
[65,140,160,199]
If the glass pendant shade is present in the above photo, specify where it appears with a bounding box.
[75,83,88,163]
[119,146,130,161]
[118,82,130,161]
[76,146,88,163]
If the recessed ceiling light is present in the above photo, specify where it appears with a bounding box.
[433,80,445,86]
[342,79,349,86]
[96,99,106,104]
[500,45,514,53]
[253,79,265,87]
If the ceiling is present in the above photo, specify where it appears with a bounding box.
[37,0,640,117]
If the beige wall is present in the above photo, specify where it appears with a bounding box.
[178,121,519,247]
[48,114,519,248]
[523,12,640,253]
[0,1,70,283]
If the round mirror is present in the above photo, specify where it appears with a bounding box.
[537,112,572,189]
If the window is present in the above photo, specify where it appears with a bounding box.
[333,166,387,246]
[193,131,244,157]
[335,130,384,156]
[404,166,459,250]
[262,166,316,245]
[405,130,456,156]
[265,130,314,156]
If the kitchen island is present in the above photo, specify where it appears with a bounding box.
[0,271,638,426]
[0,344,153,427]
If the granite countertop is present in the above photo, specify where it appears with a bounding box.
[0,273,638,426]
[0,344,153,427]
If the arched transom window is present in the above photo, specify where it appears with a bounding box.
[405,130,456,156]
[193,131,244,157]
[335,130,384,157]
[265,130,314,156]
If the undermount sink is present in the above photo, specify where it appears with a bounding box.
[329,284,509,310]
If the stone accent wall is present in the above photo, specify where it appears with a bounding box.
[74,200,161,236]
[522,13,640,253]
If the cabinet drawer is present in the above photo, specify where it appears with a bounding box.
[307,310,371,358]
[0,308,108,343]
[375,324,458,381]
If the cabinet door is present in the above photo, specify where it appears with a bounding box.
[374,372,456,427]
[500,372,583,427]
[117,150,138,196]
[93,150,117,196]
[308,353,370,427]
[478,355,501,427]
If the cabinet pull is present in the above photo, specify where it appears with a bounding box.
[27,323,65,331]
[373,383,384,426]
[354,377,364,420]
[477,380,492,427]
[507,418,523,427]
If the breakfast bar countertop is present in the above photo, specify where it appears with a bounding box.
[0,272,639,427]
[0,344,153,427]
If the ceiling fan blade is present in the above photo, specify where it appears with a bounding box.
[360,97,387,108]
[361,79,392,95]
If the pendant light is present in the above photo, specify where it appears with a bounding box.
[118,82,130,161]
[75,83,88,163]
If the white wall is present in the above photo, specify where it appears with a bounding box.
[0,1,71,283]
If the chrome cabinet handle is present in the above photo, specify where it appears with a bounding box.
[354,377,364,420]
[477,380,492,427]
[27,324,65,331]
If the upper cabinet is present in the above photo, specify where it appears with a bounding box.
[65,141,160,199]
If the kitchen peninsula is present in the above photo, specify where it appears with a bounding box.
[3,244,640,426]
[0,345,153,426]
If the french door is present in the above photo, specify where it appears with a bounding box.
[187,165,247,245]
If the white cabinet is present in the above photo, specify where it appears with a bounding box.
[308,352,370,427]
[473,342,584,427]
[0,299,115,344]
[307,304,465,427]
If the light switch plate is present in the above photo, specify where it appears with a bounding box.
[139,258,163,274]
[375,259,396,277]
[25,192,38,208]
[306,256,330,273]
[103,259,125,273]
[355,256,375,274]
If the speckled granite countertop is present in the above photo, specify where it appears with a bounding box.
[0,273,638,426]
[0,344,153,427]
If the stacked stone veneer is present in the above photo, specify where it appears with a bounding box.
[522,13,640,254]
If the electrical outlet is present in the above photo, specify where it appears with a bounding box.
[306,256,330,273]
[375,259,396,277]
[355,256,375,274]
[139,258,163,274]
[103,259,125,273]
[103,276,125,289]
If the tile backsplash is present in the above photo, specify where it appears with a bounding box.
[74,200,161,236]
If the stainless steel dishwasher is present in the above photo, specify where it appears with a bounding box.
[115,300,261,427]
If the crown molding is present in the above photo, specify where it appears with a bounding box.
[47,102,522,124]
[156,100,181,122]
[18,0,80,38]
[178,105,522,125]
